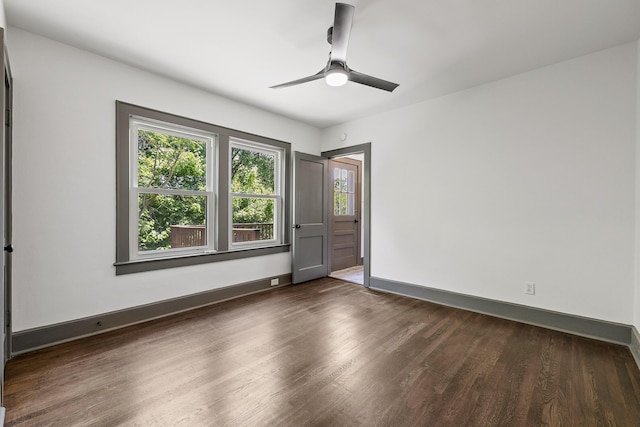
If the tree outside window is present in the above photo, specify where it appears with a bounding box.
[133,123,213,255]
[230,143,281,243]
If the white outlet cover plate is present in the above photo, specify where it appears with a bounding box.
[525,282,535,295]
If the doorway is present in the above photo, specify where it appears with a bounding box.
[328,155,363,284]
[322,143,370,287]
[290,144,371,286]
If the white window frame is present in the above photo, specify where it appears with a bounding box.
[129,117,217,260]
[229,139,284,248]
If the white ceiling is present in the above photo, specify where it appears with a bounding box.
[5,0,640,128]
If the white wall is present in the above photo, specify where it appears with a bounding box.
[322,43,638,324]
[7,27,321,331]
[7,25,639,332]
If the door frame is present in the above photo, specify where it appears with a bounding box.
[3,39,12,363]
[322,143,371,287]
[0,27,12,403]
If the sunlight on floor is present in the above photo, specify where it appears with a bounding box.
[329,265,364,285]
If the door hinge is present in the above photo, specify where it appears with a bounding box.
[5,109,10,126]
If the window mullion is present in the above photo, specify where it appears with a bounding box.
[207,137,216,252]
[218,134,230,251]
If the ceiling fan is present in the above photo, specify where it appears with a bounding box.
[270,2,399,92]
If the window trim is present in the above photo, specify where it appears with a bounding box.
[115,101,291,275]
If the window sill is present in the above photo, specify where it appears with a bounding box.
[114,244,290,275]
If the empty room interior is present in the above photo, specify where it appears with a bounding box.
[0,0,639,425]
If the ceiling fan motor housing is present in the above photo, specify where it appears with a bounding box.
[327,60,348,72]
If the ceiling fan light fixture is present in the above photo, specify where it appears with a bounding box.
[325,68,348,87]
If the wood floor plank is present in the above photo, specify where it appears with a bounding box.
[4,277,640,426]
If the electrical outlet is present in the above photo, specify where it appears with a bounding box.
[270,278,279,286]
[524,282,535,295]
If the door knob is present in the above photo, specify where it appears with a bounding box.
[294,224,301,229]
[354,219,359,223]
[4,244,13,253]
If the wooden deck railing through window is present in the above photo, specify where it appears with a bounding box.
[170,225,206,248]
[232,223,274,241]
[170,223,274,248]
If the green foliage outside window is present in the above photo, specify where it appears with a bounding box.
[137,131,278,252]
[231,147,276,226]
[137,130,207,251]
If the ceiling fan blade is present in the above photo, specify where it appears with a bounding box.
[270,69,325,89]
[330,3,355,63]
[348,70,399,92]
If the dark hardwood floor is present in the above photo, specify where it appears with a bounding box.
[4,277,640,426]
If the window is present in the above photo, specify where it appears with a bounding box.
[333,166,356,216]
[131,119,215,259]
[230,140,283,246]
[115,102,291,274]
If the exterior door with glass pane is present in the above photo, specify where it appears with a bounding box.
[330,157,360,272]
